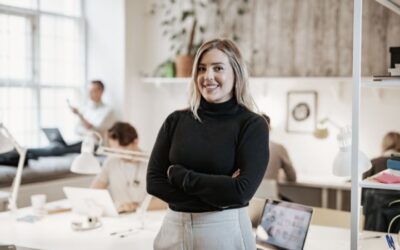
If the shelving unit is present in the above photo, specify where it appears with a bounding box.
[362,80,400,89]
[142,77,191,85]
[359,180,400,190]
[351,0,400,249]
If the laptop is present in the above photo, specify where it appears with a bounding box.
[255,199,313,250]
[63,187,119,217]
[41,128,67,146]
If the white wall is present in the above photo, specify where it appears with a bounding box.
[85,0,126,120]
[88,1,400,177]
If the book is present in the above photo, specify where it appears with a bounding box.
[373,75,400,81]
[373,171,400,184]
[387,159,400,171]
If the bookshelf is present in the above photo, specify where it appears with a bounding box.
[359,180,400,191]
[351,0,400,249]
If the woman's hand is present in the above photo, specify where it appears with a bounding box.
[117,202,139,213]
[232,169,240,178]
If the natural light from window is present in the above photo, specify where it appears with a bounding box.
[0,0,84,147]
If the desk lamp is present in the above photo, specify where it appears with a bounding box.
[70,131,149,174]
[314,119,371,176]
[0,123,27,214]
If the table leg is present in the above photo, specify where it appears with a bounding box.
[336,189,343,210]
[322,188,328,208]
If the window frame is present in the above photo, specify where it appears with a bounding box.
[0,1,86,146]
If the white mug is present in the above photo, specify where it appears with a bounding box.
[31,194,47,216]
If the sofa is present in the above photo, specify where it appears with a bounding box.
[0,154,94,211]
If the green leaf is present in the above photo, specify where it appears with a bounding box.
[181,11,195,22]
[238,8,245,15]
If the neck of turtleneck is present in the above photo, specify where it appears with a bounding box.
[199,97,239,116]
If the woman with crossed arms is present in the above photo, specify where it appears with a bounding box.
[147,38,269,250]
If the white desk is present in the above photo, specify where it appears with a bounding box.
[0,201,164,250]
[279,175,351,210]
[0,201,390,250]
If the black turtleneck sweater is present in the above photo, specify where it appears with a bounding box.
[146,98,269,212]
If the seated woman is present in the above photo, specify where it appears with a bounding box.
[91,122,147,213]
[261,114,296,182]
[363,131,400,178]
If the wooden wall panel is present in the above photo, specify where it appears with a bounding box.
[204,0,400,76]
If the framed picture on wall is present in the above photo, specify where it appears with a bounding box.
[286,91,318,133]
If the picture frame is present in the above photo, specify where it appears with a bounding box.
[286,91,318,133]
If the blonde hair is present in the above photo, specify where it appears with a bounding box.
[189,38,257,121]
[382,131,400,153]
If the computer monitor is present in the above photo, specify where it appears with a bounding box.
[255,199,313,250]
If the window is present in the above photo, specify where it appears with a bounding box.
[0,0,84,146]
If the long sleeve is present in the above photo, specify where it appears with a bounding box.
[146,113,198,204]
[168,116,269,208]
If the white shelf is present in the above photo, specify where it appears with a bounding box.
[360,180,400,190]
[142,77,191,85]
[376,0,400,15]
[362,79,400,88]
[142,77,352,85]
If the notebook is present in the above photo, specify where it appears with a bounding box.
[255,199,313,250]
[41,128,67,146]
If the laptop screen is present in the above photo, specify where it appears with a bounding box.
[255,199,313,250]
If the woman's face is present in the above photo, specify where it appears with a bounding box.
[196,48,235,103]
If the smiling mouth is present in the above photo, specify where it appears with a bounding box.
[203,84,219,91]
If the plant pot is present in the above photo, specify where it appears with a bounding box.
[175,55,194,77]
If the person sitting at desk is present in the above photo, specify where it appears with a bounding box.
[363,131,400,179]
[262,114,297,182]
[91,122,147,213]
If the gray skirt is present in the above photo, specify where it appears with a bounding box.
[154,207,256,250]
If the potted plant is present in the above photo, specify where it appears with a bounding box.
[150,0,205,77]
[150,0,250,77]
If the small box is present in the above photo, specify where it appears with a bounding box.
[389,47,400,68]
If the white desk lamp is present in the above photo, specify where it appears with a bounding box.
[0,123,27,214]
[70,131,149,174]
[314,119,371,176]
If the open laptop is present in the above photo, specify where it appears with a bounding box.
[41,128,67,146]
[63,187,153,218]
[255,199,313,250]
[63,187,119,217]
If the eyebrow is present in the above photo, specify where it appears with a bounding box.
[198,62,225,66]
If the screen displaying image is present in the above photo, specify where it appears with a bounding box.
[256,200,313,250]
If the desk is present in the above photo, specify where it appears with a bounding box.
[0,201,390,250]
[0,201,164,250]
[279,175,351,210]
